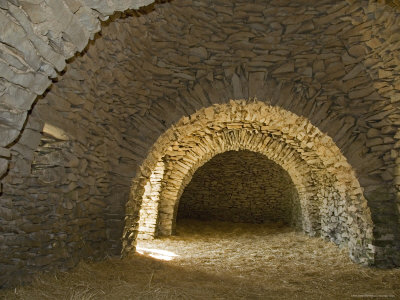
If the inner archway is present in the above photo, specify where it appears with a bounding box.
[124,100,374,266]
[177,150,301,227]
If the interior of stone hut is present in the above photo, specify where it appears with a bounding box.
[0,0,400,298]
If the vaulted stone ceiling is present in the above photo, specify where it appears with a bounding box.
[1,0,400,288]
[1,0,400,177]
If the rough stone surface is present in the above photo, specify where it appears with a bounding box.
[0,0,155,161]
[0,0,400,288]
[177,150,300,225]
[128,101,375,270]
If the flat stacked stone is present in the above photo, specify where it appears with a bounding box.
[1,0,400,287]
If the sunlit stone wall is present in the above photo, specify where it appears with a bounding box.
[127,101,375,270]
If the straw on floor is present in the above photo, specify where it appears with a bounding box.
[1,219,399,299]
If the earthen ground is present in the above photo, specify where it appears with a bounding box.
[1,220,399,300]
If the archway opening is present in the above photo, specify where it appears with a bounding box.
[176,150,301,228]
[125,101,374,266]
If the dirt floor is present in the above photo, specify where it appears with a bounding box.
[1,219,399,299]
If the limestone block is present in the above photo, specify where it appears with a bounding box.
[189,47,208,59]
[231,73,244,99]
[348,86,376,99]
[0,124,20,148]
[348,45,366,57]
[0,9,41,71]
[19,129,42,150]
[75,6,101,40]
[0,147,10,158]
[0,157,8,177]
[46,0,90,52]
[63,0,83,13]
[272,62,295,74]
[343,64,364,81]
[0,86,37,111]
[378,69,392,79]
[8,4,66,72]
[0,61,50,95]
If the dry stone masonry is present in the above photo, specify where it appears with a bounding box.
[177,150,300,225]
[0,0,155,182]
[1,0,400,288]
[127,101,374,268]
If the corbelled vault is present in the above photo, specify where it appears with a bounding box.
[1,0,400,287]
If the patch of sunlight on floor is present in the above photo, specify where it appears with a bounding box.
[136,246,179,261]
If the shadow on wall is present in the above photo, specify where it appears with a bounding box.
[176,150,301,227]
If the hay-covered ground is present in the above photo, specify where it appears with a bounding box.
[1,219,399,299]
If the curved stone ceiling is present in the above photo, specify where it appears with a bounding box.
[1,0,400,287]
[1,0,400,179]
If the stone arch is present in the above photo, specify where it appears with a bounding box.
[157,129,319,237]
[124,100,374,265]
[1,0,400,287]
[2,0,400,186]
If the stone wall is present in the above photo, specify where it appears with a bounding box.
[0,0,155,185]
[0,16,147,287]
[177,150,300,225]
[1,0,400,288]
[127,101,375,267]
[137,161,165,240]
